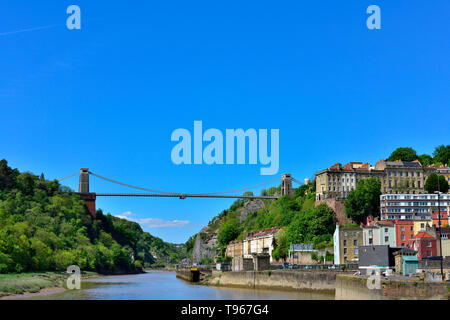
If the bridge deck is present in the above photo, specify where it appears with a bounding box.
[92,193,278,199]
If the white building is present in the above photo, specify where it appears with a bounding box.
[243,227,282,263]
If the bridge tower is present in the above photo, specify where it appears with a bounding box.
[281,174,293,196]
[78,168,96,217]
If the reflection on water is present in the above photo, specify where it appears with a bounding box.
[29,271,334,300]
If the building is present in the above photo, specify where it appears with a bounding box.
[316,162,383,200]
[225,240,243,259]
[380,193,450,221]
[362,220,396,247]
[316,160,450,201]
[393,248,419,276]
[408,231,437,260]
[243,227,282,263]
[442,239,450,258]
[333,225,363,264]
[435,226,450,258]
[358,245,401,274]
[287,243,332,265]
[375,160,427,194]
[432,211,449,228]
[394,220,415,247]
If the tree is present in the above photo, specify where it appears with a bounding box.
[425,173,449,193]
[387,147,418,162]
[217,219,241,247]
[433,145,450,166]
[345,178,381,224]
[418,154,433,166]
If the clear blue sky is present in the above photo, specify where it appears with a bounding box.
[1,1,449,243]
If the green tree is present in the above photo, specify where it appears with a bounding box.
[387,147,418,162]
[433,145,450,166]
[425,173,449,193]
[345,178,381,224]
[217,219,241,247]
[418,154,433,166]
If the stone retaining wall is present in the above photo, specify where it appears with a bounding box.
[335,274,450,300]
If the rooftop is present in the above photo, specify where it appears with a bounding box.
[246,227,282,239]
[412,231,434,240]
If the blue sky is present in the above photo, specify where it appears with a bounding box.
[1,1,449,243]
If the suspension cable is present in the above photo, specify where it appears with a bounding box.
[89,171,281,195]
[199,177,281,195]
[57,172,79,182]
[89,172,175,194]
[291,177,304,185]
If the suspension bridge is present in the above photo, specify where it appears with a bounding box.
[58,169,305,217]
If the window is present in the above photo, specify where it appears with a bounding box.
[401,234,405,241]
[385,236,389,242]
[343,240,347,246]
[343,232,347,237]
[426,250,431,257]
[353,240,357,246]
[353,232,358,236]
[354,248,358,255]
[427,241,432,247]
[400,226,405,232]
[385,228,388,233]
[344,248,347,254]
[369,238,373,244]
[410,226,413,231]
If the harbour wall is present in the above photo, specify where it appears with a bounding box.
[335,274,450,300]
[207,270,345,293]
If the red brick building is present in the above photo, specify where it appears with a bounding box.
[395,220,415,247]
[408,232,437,260]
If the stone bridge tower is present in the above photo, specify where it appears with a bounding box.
[79,168,96,217]
[281,173,293,196]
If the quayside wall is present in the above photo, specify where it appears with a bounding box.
[207,270,347,293]
[335,274,450,300]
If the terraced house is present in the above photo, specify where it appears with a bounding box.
[333,225,363,264]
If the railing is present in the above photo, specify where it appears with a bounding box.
[271,263,359,271]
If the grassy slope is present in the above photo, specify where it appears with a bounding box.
[0,271,98,297]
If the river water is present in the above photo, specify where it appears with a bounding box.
[29,271,334,300]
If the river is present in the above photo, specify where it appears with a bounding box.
[28,271,335,300]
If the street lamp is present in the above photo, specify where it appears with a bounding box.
[434,176,444,280]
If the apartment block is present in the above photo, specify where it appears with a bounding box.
[380,193,450,221]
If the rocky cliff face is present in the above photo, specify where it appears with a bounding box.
[192,226,218,263]
[191,199,267,263]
